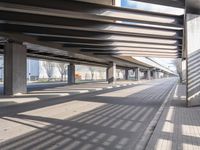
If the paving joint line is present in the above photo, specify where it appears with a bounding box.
[135,79,178,150]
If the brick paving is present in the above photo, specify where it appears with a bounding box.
[146,84,200,150]
[0,80,142,107]
[0,78,176,150]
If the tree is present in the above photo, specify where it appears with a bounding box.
[43,61,54,81]
[116,69,121,79]
[57,63,68,81]
[174,59,182,82]
[97,67,105,80]
[88,66,96,80]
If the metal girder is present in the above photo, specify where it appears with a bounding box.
[0,23,182,57]
[0,23,182,40]
[131,0,185,8]
[2,25,183,53]
[0,22,181,56]
[84,51,180,57]
[80,48,181,53]
[0,2,183,28]
[0,11,182,38]
[83,49,181,55]
[0,1,183,27]
[101,56,150,69]
[38,36,182,46]
[62,43,180,50]
[94,53,180,58]
[0,32,107,64]
[0,32,150,68]
[33,34,182,45]
[0,0,184,60]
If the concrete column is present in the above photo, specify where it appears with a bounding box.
[68,63,75,85]
[186,13,200,106]
[147,70,151,80]
[163,73,167,78]
[135,67,140,81]
[107,62,116,84]
[157,71,160,79]
[144,71,147,79]
[106,68,108,81]
[125,68,129,80]
[153,70,157,79]
[182,59,186,83]
[4,42,27,95]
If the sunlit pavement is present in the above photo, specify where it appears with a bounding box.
[146,83,200,150]
[0,82,68,95]
[0,78,176,150]
[0,80,144,107]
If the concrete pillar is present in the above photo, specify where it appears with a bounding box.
[147,70,151,80]
[157,71,160,79]
[4,42,27,95]
[107,62,116,84]
[135,67,140,81]
[144,71,147,79]
[106,68,108,81]
[182,59,186,83]
[163,73,167,78]
[186,12,200,106]
[125,68,129,80]
[68,63,75,85]
[153,70,157,79]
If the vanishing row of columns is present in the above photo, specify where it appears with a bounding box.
[106,62,163,84]
[4,2,200,107]
[3,42,165,95]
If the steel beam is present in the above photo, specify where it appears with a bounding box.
[0,0,184,61]
[82,50,181,54]
[38,36,183,47]
[80,47,180,51]
[0,1,184,27]
[62,43,180,50]
[0,11,182,38]
[0,23,183,40]
[94,53,179,58]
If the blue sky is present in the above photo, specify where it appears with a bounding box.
[120,0,184,15]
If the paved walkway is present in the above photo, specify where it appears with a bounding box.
[0,81,103,95]
[146,83,200,150]
[0,80,109,94]
[0,80,143,107]
[0,78,176,150]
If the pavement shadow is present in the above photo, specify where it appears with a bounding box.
[0,79,176,150]
[146,84,200,150]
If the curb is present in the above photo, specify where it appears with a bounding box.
[135,80,177,150]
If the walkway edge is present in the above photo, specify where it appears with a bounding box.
[135,80,177,150]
